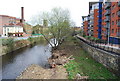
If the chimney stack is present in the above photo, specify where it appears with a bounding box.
[21,7,24,23]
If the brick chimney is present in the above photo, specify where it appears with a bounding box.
[21,7,24,23]
[21,7,26,33]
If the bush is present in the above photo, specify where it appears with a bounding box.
[2,38,14,46]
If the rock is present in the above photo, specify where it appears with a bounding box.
[60,53,67,56]
[75,73,89,80]
[51,53,60,59]
[32,71,35,73]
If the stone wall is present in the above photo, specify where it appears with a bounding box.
[77,37,120,77]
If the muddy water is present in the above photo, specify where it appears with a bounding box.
[1,43,52,79]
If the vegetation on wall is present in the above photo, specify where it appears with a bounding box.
[2,38,14,53]
[2,36,44,54]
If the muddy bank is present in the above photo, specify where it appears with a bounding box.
[16,49,69,79]
[17,64,68,79]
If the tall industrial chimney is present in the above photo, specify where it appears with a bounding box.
[21,7,24,23]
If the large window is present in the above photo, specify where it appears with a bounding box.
[112,21,114,25]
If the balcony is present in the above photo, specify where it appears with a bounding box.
[104,10,110,16]
[90,21,93,25]
[118,11,120,17]
[104,24,110,28]
[87,17,90,21]
[117,21,120,27]
[118,1,120,7]
[104,16,110,22]
[88,27,91,29]
[88,31,93,35]
[82,23,84,25]
[105,2,111,9]
[117,32,120,37]
[90,16,94,20]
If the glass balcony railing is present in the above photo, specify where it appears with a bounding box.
[90,21,93,25]
[118,11,120,17]
[88,27,91,29]
[104,24,110,28]
[117,32,120,37]
[88,17,90,21]
[105,2,111,9]
[104,10,110,16]
[90,16,94,20]
[117,21,120,27]
[118,1,120,7]
[104,16,110,22]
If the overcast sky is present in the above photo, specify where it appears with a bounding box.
[0,0,99,26]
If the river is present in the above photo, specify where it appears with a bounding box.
[1,43,52,79]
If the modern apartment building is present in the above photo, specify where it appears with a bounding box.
[82,0,120,45]
[102,4,107,41]
[104,1,120,45]
[82,16,88,36]
[88,2,99,37]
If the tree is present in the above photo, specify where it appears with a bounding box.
[30,7,75,49]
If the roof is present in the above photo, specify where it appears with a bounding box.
[3,25,23,27]
[82,16,88,20]
[89,2,99,13]
[0,15,21,20]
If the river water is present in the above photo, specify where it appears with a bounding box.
[1,43,52,79]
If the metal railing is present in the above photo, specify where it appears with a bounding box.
[76,36,120,56]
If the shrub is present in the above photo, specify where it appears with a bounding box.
[2,38,14,46]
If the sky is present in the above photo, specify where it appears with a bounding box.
[0,0,99,26]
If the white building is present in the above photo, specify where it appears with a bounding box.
[3,25,23,37]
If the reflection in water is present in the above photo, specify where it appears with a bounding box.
[1,43,51,79]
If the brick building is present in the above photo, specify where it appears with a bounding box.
[104,1,120,45]
[0,15,23,36]
[82,0,120,45]
[0,7,32,37]
[82,16,89,36]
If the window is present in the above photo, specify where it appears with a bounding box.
[112,5,115,10]
[7,28,9,32]
[116,20,118,24]
[112,13,115,17]
[112,21,114,25]
[112,29,114,33]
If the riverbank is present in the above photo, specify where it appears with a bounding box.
[17,64,68,79]
[63,36,118,79]
[16,36,118,79]
[1,36,44,56]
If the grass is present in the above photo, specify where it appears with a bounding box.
[62,36,118,79]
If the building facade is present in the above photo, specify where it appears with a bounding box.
[0,15,23,37]
[82,16,89,36]
[82,0,120,45]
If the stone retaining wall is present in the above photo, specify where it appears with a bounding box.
[77,37,120,77]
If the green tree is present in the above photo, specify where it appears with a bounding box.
[30,7,75,49]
